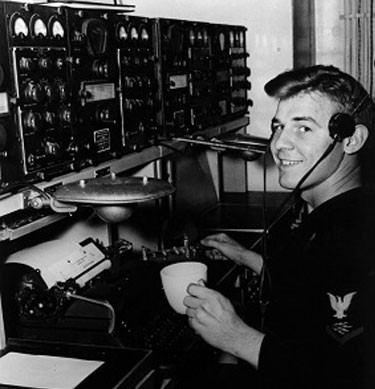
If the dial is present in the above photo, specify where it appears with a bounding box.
[82,18,108,56]
[19,57,34,72]
[23,81,45,104]
[202,29,209,45]
[140,25,149,42]
[31,15,47,38]
[23,111,44,132]
[229,30,235,47]
[11,15,29,37]
[49,18,65,39]
[189,29,195,46]
[117,24,128,41]
[197,30,203,45]
[218,32,225,52]
[130,25,138,41]
[168,24,184,52]
[235,31,240,46]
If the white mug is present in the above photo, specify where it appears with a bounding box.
[160,261,208,314]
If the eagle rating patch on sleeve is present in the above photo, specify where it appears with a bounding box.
[326,291,364,344]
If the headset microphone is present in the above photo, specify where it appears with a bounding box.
[328,94,370,141]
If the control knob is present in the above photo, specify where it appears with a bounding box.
[38,56,52,71]
[19,57,34,72]
[73,29,86,44]
[124,76,136,88]
[92,59,114,79]
[55,57,65,70]
[44,140,61,157]
[96,106,115,123]
[231,67,251,77]
[44,111,57,127]
[23,81,45,104]
[43,81,59,102]
[58,106,73,124]
[55,80,68,101]
[23,111,44,132]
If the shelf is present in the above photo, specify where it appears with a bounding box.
[0,117,249,241]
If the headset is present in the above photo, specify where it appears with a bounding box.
[328,93,370,141]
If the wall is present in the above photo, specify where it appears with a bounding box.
[315,0,345,68]
[244,0,345,192]
[241,0,293,191]
[132,0,294,193]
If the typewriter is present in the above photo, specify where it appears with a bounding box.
[1,237,239,371]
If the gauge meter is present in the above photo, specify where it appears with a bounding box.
[31,15,47,38]
[10,14,29,38]
[229,30,235,47]
[235,31,240,46]
[168,24,184,52]
[49,17,65,39]
[189,29,195,45]
[140,26,149,42]
[82,18,108,56]
[203,29,209,45]
[117,24,128,41]
[197,30,203,44]
[130,25,138,41]
[218,32,225,52]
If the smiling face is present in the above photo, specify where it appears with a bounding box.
[270,92,347,198]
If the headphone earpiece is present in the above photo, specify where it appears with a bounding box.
[328,113,356,141]
[328,94,370,141]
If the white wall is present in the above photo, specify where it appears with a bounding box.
[132,0,294,192]
[315,0,345,68]
[241,0,293,191]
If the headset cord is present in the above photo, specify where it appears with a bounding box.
[256,136,339,331]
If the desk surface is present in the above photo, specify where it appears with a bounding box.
[1,339,154,389]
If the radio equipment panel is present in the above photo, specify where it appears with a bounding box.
[0,1,251,193]
[212,24,251,124]
[228,26,251,116]
[155,19,251,138]
[65,8,123,168]
[114,14,159,152]
[186,21,217,131]
[154,18,191,138]
[0,2,75,189]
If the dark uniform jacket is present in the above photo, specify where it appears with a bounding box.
[258,188,375,389]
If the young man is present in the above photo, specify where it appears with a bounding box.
[184,65,375,388]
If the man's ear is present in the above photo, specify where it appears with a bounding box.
[343,124,369,154]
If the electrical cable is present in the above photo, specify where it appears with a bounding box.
[65,291,116,334]
[253,136,340,330]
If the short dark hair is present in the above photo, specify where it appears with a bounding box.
[264,65,375,135]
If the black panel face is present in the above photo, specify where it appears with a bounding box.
[212,24,250,124]
[13,46,73,174]
[155,19,251,138]
[186,21,216,131]
[65,8,122,168]
[0,2,75,188]
[0,1,251,192]
[154,18,191,138]
[114,14,159,152]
